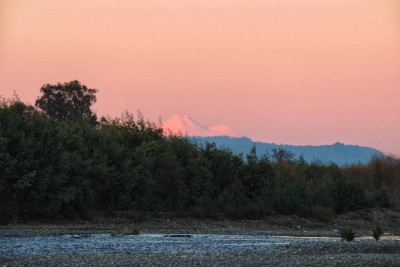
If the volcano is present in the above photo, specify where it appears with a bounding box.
[163,115,241,137]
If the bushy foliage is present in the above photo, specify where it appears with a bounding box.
[372,224,383,241]
[35,81,98,125]
[340,228,355,241]
[332,178,365,212]
[1,90,400,224]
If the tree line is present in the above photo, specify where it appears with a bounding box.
[0,81,399,224]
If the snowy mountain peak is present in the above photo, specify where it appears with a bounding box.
[163,115,241,137]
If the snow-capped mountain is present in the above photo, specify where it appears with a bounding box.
[162,115,384,165]
[163,115,242,137]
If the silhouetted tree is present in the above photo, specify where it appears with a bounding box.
[272,147,295,162]
[35,80,98,125]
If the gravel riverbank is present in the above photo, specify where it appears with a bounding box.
[2,240,400,267]
[1,209,400,266]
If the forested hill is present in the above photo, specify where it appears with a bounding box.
[1,81,398,224]
[192,136,383,166]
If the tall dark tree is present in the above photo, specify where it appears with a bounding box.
[272,148,295,163]
[35,80,98,125]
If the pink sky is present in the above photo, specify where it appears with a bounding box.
[1,0,399,155]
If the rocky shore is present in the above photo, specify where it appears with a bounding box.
[1,209,400,266]
[2,239,400,267]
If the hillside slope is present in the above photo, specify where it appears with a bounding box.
[192,136,383,166]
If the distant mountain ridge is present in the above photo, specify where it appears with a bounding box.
[191,136,384,166]
[162,115,383,166]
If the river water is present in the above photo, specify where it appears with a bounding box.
[0,234,339,255]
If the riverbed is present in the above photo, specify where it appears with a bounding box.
[2,233,400,266]
[1,233,340,255]
[1,211,400,266]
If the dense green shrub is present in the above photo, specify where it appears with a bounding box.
[340,228,355,241]
[332,178,365,212]
[372,225,383,241]
[369,190,392,208]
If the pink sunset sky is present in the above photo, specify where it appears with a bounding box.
[1,0,399,155]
